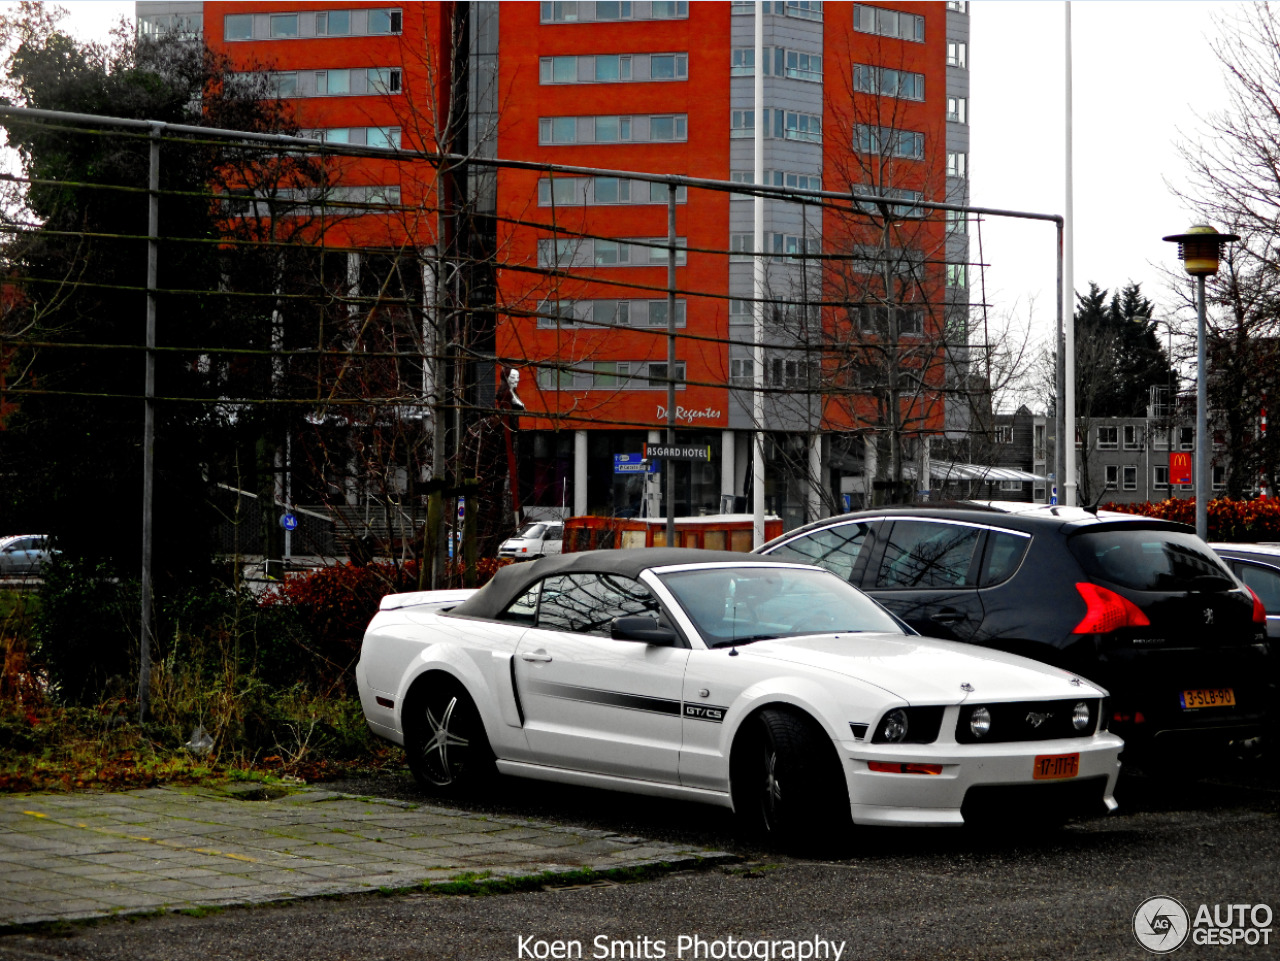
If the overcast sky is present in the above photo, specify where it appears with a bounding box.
[6,0,1249,359]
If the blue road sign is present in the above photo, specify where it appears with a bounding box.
[279,513,299,531]
[458,496,466,521]
[614,453,656,474]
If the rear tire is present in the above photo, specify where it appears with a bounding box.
[732,707,851,853]
[403,677,495,796]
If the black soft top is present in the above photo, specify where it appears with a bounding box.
[449,548,789,620]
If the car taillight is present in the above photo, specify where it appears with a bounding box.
[1246,586,1267,625]
[1072,582,1150,634]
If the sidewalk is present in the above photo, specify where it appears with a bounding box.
[0,785,734,929]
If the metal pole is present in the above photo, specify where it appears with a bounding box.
[752,0,766,546]
[1196,273,1209,538]
[139,123,161,722]
[666,186,677,547]
[1062,0,1077,508]
[1055,220,1065,505]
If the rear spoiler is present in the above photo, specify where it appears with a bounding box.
[379,589,478,611]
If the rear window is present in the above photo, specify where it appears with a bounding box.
[1068,529,1236,592]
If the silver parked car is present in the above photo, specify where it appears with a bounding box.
[0,534,56,575]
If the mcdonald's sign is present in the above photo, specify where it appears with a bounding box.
[1169,451,1193,486]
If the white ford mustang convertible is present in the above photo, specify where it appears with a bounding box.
[357,549,1122,844]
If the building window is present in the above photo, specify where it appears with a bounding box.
[998,480,1024,492]
[538,114,687,145]
[542,1,687,22]
[316,10,350,35]
[947,40,967,68]
[785,50,822,81]
[1213,465,1226,489]
[646,361,687,388]
[536,237,687,268]
[853,64,925,101]
[225,14,253,39]
[947,96,968,124]
[596,2,634,19]
[270,14,299,37]
[650,115,687,141]
[730,169,822,194]
[270,72,298,97]
[1104,465,1120,490]
[945,209,968,235]
[1154,465,1169,490]
[1122,466,1137,490]
[946,263,967,288]
[855,125,925,159]
[859,305,925,336]
[651,53,688,79]
[854,4,925,42]
[947,1,968,12]
[1097,426,1119,450]
[1123,424,1142,450]
[994,425,1014,445]
[541,56,578,83]
[368,67,401,93]
[767,358,817,388]
[650,1,689,18]
[854,185,925,219]
[368,9,402,34]
[730,358,753,385]
[646,301,687,327]
[1151,427,1170,450]
[1178,426,1194,450]
[730,233,816,263]
[947,151,967,179]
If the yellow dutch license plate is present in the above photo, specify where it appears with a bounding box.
[1033,753,1080,780]
[1180,688,1236,710]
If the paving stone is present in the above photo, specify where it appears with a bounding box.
[0,787,733,928]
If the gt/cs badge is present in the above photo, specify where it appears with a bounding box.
[683,704,726,723]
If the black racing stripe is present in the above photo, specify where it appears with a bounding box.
[526,679,682,716]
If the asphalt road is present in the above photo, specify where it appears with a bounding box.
[1,761,1277,961]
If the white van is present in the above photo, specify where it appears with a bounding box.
[498,520,564,559]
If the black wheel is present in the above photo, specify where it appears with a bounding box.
[404,677,495,795]
[732,707,851,851]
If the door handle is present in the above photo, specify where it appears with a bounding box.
[520,651,553,663]
[932,608,964,624]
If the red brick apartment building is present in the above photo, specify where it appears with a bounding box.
[137,0,971,530]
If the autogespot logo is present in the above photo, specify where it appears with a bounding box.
[1134,896,1191,954]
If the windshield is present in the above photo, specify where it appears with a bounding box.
[658,566,902,647]
[1068,529,1236,592]
[513,523,547,539]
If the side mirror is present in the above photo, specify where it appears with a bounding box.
[611,615,677,646]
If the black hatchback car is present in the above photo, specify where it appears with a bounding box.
[758,505,1273,750]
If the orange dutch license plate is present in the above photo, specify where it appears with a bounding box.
[1180,688,1236,710]
[1033,753,1080,780]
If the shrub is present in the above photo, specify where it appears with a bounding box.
[1100,496,1280,541]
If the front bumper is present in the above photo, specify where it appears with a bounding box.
[843,733,1124,827]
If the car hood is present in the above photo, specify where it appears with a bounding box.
[740,633,1103,703]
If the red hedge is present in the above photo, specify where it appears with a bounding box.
[260,557,514,651]
[1099,497,1280,542]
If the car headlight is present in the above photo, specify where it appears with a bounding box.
[877,708,909,743]
[968,706,992,739]
[1072,701,1092,731]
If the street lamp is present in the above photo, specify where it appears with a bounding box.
[1162,224,1238,539]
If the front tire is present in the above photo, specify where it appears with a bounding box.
[404,677,495,796]
[732,707,851,852]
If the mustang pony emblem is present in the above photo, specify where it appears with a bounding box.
[1025,711,1053,728]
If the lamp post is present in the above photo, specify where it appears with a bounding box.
[1162,225,1238,539]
